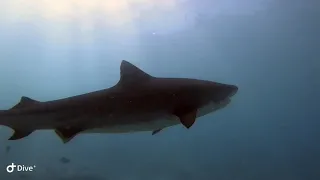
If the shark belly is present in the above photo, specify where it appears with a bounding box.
[82,114,180,134]
[81,100,227,134]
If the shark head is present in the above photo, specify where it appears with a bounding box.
[164,78,238,114]
[193,81,238,117]
[118,60,238,119]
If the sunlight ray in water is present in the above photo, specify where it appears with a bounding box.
[1,0,179,26]
[0,0,182,44]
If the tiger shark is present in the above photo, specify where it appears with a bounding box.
[0,60,238,143]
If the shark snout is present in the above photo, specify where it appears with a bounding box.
[228,85,238,97]
[213,84,238,102]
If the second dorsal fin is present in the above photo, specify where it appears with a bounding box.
[11,96,40,110]
[118,60,152,87]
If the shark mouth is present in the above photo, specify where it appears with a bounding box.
[217,98,231,106]
[217,87,237,105]
[197,98,231,118]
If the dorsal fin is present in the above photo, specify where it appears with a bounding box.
[10,96,40,110]
[118,60,152,86]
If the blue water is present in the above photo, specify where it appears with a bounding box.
[0,0,319,179]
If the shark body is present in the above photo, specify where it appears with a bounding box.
[0,60,238,143]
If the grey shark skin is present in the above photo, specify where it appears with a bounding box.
[0,60,238,143]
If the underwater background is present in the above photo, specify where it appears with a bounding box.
[0,0,319,179]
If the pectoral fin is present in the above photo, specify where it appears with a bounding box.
[8,129,34,140]
[54,127,84,144]
[174,108,197,128]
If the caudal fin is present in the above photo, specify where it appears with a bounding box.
[0,114,34,140]
[1,96,38,141]
[8,129,34,140]
[0,118,34,141]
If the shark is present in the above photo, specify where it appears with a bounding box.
[0,60,238,143]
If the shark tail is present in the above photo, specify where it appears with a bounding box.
[8,129,34,140]
[0,117,34,141]
[0,96,39,141]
